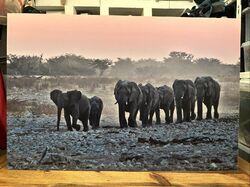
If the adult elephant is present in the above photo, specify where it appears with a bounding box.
[173,80,196,123]
[157,85,175,124]
[89,96,103,129]
[114,80,142,128]
[50,89,90,131]
[139,83,160,127]
[194,76,220,120]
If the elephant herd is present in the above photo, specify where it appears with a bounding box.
[114,81,175,128]
[114,77,220,128]
[50,90,103,131]
[50,76,220,131]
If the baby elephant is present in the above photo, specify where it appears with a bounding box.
[156,85,175,124]
[89,96,103,129]
[50,89,90,131]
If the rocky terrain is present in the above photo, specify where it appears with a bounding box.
[7,76,239,171]
[7,113,238,171]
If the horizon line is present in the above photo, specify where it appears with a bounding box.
[7,53,239,65]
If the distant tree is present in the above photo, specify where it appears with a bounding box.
[109,58,136,78]
[167,51,194,64]
[134,58,163,77]
[8,54,44,75]
[7,53,238,77]
[136,58,159,65]
[46,54,95,76]
[91,59,112,76]
[194,58,222,66]
[8,54,98,76]
[115,58,134,66]
[169,51,193,60]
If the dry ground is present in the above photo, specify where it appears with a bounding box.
[7,76,239,171]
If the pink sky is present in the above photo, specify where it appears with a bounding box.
[8,14,240,64]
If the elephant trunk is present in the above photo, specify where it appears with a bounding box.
[176,99,182,123]
[197,98,203,120]
[57,107,62,131]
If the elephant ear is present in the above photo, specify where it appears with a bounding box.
[67,90,82,106]
[183,80,190,97]
[114,80,122,97]
[128,82,140,103]
[144,86,149,96]
[194,77,200,86]
[172,79,179,90]
[183,80,188,90]
[50,89,62,106]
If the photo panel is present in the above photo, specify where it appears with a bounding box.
[7,14,240,170]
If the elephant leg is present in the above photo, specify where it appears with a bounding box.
[79,110,89,131]
[205,99,212,119]
[139,111,142,121]
[128,114,137,128]
[140,107,148,127]
[176,107,182,123]
[128,111,137,127]
[134,108,139,127]
[182,104,187,122]
[91,113,101,129]
[164,107,170,124]
[206,106,212,119]
[191,100,196,120]
[97,112,101,128]
[64,110,73,131]
[71,107,81,131]
[56,107,63,131]
[175,99,183,123]
[72,115,81,131]
[148,109,154,125]
[141,118,148,127]
[196,100,203,121]
[81,118,89,132]
[155,108,161,125]
[119,104,128,128]
[128,104,138,127]
[185,101,191,122]
[170,102,175,123]
[89,118,94,128]
[213,100,219,119]
[89,118,93,127]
